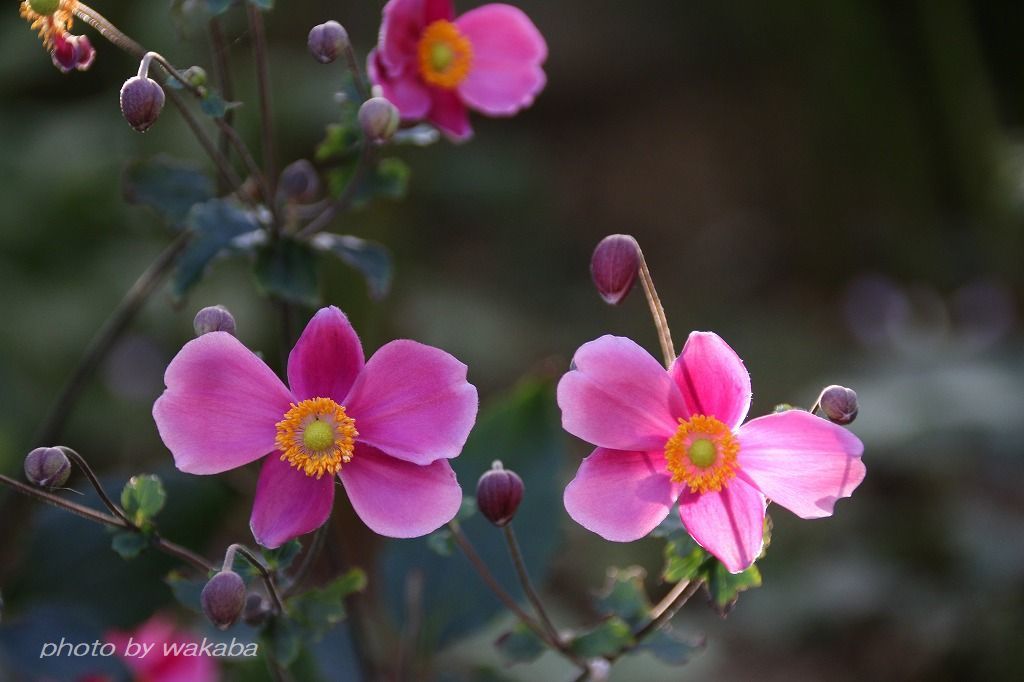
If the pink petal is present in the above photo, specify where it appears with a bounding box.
[344,339,478,465]
[153,332,293,475]
[250,454,336,549]
[678,480,766,573]
[378,0,426,74]
[557,335,685,452]
[340,443,462,537]
[456,4,547,115]
[669,331,752,430]
[564,448,683,542]
[429,88,473,141]
[287,306,365,403]
[737,410,865,519]
[368,48,432,120]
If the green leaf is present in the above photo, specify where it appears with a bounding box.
[654,516,711,583]
[288,568,367,641]
[638,629,706,666]
[264,540,302,572]
[263,617,302,668]
[120,475,166,525]
[326,158,410,209]
[495,623,546,665]
[315,123,359,163]
[596,567,652,628]
[254,237,320,306]
[122,155,214,228]
[705,562,761,616]
[569,617,635,658]
[110,531,149,560]
[311,234,392,300]
[200,92,242,119]
[174,199,261,299]
[426,528,455,557]
[165,571,206,613]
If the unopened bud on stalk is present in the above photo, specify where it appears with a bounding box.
[193,305,237,337]
[181,65,207,89]
[590,234,641,305]
[476,461,524,527]
[358,97,400,144]
[817,385,859,425]
[24,447,71,489]
[120,75,165,133]
[278,159,321,204]
[201,570,247,630]
[308,21,349,64]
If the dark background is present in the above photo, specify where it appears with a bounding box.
[1,1,1022,680]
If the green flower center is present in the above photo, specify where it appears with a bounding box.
[688,438,717,469]
[302,420,335,452]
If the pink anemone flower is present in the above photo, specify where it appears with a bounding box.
[106,614,218,682]
[368,0,547,141]
[559,332,865,573]
[153,306,478,548]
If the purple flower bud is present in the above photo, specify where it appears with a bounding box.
[476,461,524,527]
[193,305,237,337]
[308,21,349,64]
[24,447,71,489]
[358,97,400,144]
[818,385,859,425]
[590,234,641,305]
[243,593,270,627]
[201,570,247,631]
[29,0,60,15]
[278,159,321,204]
[119,76,165,133]
[51,35,94,73]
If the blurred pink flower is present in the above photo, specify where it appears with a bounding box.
[106,614,218,682]
[559,332,865,573]
[368,0,547,141]
[153,306,477,547]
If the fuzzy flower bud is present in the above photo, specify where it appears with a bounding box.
[817,385,859,425]
[358,97,401,144]
[308,21,349,64]
[24,447,71,489]
[590,234,641,305]
[278,159,321,204]
[201,570,247,631]
[52,34,95,73]
[476,461,524,527]
[193,305,237,337]
[120,75,165,133]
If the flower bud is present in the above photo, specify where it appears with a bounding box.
[817,385,858,425]
[243,593,270,627]
[278,159,321,204]
[201,571,247,630]
[476,461,524,527]
[52,34,95,73]
[119,76,165,133]
[181,65,207,88]
[24,447,71,489]
[590,234,641,305]
[308,21,349,64]
[29,0,60,15]
[358,97,400,144]
[193,305,237,337]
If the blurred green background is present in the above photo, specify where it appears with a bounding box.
[1,1,1023,680]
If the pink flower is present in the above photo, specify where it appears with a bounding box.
[368,0,547,141]
[153,306,478,548]
[558,333,865,573]
[106,614,218,682]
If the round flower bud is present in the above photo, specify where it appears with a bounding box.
[29,0,60,15]
[243,593,270,627]
[476,461,524,527]
[590,234,641,305]
[24,447,71,489]
[278,159,321,204]
[193,305,237,337]
[817,385,859,425]
[119,76,166,133]
[358,97,400,144]
[201,571,247,631]
[308,21,349,64]
[181,65,208,88]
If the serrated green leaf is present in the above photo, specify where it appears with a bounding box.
[287,568,366,641]
[120,475,166,525]
[254,237,320,306]
[122,155,214,227]
[705,562,761,616]
[111,531,149,559]
[311,233,392,300]
[569,617,635,658]
[596,567,652,628]
[174,199,261,299]
[638,628,706,666]
[495,623,546,665]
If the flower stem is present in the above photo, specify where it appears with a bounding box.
[636,247,675,368]
[502,524,563,647]
[344,43,370,101]
[58,446,132,526]
[283,522,327,598]
[224,544,287,615]
[246,3,277,211]
[605,579,704,663]
[296,143,373,238]
[33,231,192,446]
[207,15,236,193]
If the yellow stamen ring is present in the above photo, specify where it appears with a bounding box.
[664,415,740,494]
[275,397,357,479]
[20,0,79,49]
[417,20,473,89]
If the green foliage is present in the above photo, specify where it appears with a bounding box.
[569,617,635,658]
[705,562,762,616]
[287,568,367,641]
[110,531,149,560]
[425,497,476,556]
[121,474,166,526]
[311,234,393,300]
[638,629,705,666]
[316,124,359,162]
[264,540,303,573]
[173,199,261,299]
[326,157,410,209]
[595,567,652,628]
[200,92,242,119]
[165,570,206,613]
[495,624,546,665]
[254,237,320,306]
[122,156,214,228]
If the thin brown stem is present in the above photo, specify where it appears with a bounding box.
[208,15,236,193]
[296,144,373,238]
[283,523,327,598]
[246,4,277,208]
[225,544,287,616]
[59,447,131,526]
[502,524,562,646]
[636,247,675,368]
[604,579,704,664]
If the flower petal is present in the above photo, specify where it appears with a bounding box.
[153,332,293,475]
[456,4,547,115]
[287,306,365,403]
[564,448,683,542]
[678,480,766,573]
[340,443,462,537]
[250,454,336,549]
[368,48,433,119]
[344,339,478,465]
[429,89,473,141]
[669,331,752,430]
[737,410,865,519]
[379,0,425,73]
[557,335,685,452]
